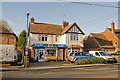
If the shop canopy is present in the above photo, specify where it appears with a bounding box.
[68,45,82,48]
[33,44,66,48]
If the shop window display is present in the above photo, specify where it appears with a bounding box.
[45,48,56,56]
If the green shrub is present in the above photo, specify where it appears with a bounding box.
[75,60,80,65]
[75,58,107,65]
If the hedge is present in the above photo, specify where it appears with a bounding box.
[75,58,107,65]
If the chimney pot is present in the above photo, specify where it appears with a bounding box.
[62,21,69,28]
[31,17,34,23]
[111,21,115,33]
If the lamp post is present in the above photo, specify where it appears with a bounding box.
[27,12,30,37]
[24,12,30,68]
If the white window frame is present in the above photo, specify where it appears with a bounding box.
[38,34,48,42]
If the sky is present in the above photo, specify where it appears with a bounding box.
[1,0,119,37]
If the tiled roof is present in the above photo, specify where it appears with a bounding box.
[83,36,88,41]
[84,32,114,50]
[0,25,13,34]
[29,22,84,35]
[91,33,113,47]
[108,28,120,33]
[61,23,75,34]
[0,24,18,41]
[108,28,120,39]
[84,37,100,49]
[115,33,120,39]
[29,23,63,35]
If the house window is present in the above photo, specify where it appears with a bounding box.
[38,35,42,41]
[114,42,117,46]
[55,35,58,42]
[71,34,79,41]
[42,35,44,41]
[38,35,47,41]
[74,34,76,40]
[45,35,47,41]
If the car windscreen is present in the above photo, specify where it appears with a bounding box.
[99,52,108,56]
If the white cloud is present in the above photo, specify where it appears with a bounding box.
[18,17,23,20]
[7,20,15,26]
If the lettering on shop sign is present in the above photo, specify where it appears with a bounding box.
[33,44,45,47]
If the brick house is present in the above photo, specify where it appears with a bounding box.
[83,22,120,54]
[0,24,18,46]
[28,17,85,62]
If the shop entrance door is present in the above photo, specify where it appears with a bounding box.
[59,49,64,60]
[38,48,45,62]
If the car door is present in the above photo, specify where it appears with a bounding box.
[82,52,88,59]
[84,52,91,58]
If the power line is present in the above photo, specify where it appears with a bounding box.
[71,2,119,8]
[82,15,117,28]
[58,0,119,8]
[80,12,117,25]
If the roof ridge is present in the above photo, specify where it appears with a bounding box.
[34,22,62,26]
[1,24,13,34]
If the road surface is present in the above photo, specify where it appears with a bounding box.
[2,64,119,78]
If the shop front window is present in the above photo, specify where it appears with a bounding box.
[45,48,56,56]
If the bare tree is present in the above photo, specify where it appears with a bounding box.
[0,19,12,31]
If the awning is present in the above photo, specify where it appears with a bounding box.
[68,45,82,48]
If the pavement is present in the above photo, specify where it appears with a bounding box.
[1,61,119,71]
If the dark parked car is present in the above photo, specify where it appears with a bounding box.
[67,52,95,62]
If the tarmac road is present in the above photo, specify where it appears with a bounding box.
[2,64,119,78]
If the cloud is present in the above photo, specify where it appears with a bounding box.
[18,17,23,20]
[7,20,15,26]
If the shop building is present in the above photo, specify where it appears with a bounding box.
[28,17,85,62]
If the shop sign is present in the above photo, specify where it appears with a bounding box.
[33,44,66,47]
[33,44,45,47]
[56,44,66,47]
[48,44,53,47]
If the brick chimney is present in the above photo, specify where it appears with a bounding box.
[62,21,69,28]
[111,21,115,33]
[31,17,34,23]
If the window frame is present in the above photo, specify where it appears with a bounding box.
[38,34,48,42]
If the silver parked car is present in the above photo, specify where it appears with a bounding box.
[67,52,95,62]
